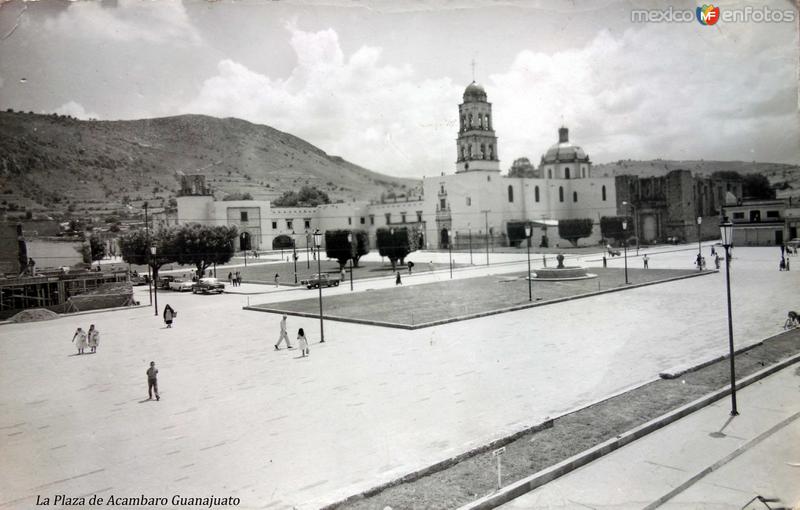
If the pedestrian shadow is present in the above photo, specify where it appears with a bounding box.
[138,398,153,404]
[709,415,736,438]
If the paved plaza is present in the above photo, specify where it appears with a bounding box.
[0,245,797,509]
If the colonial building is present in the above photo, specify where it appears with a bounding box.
[422,82,618,249]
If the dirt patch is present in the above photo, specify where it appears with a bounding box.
[331,328,800,510]
[9,308,60,323]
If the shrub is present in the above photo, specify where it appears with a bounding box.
[557,218,594,247]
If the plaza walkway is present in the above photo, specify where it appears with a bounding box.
[0,245,796,509]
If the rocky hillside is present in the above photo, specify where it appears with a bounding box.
[0,111,418,217]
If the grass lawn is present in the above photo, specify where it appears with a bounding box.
[249,268,708,327]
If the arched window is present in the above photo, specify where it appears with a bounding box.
[535,186,540,202]
[488,144,494,159]
[461,115,465,131]
[478,115,483,129]
[559,186,564,202]
[602,185,607,201]
[573,191,578,202]
[565,167,570,179]
[480,144,486,159]
[468,144,473,158]
[547,169,552,179]
[468,113,473,127]
[485,114,490,129]
[508,185,514,203]
[461,145,467,160]
[581,167,586,178]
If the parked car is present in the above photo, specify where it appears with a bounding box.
[300,273,340,289]
[192,277,225,294]
[129,273,150,286]
[158,275,176,290]
[169,278,195,292]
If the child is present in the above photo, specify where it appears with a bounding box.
[163,304,176,328]
[297,328,309,357]
[72,327,87,355]
[87,324,99,353]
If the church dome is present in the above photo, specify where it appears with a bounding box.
[463,81,487,103]
[542,127,589,163]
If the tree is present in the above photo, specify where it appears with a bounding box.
[376,227,418,271]
[600,216,633,244]
[120,228,178,283]
[324,229,370,269]
[222,192,254,201]
[506,221,531,247]
[172,223,238,278]
[557,218,594,247]
[711,170,743,181]
[88,234,106,261]
[273,185,330,207]
[507,157,537,178]
[742,174,774,199]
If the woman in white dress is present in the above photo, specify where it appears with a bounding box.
[72,327,87,355]
[87,324,99,353]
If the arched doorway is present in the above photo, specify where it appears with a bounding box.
[440,228,449,248]
[642,216,657,242]
[272,235,294,250]
[239,232,251,251]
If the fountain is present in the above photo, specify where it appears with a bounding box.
[531,253,596,280]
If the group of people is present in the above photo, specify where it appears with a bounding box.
[274,315,311,357]
[71,324,100,354]
[779,244,794,271]
[228,271,243,287]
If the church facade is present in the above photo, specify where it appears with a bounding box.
[421,82,617,249]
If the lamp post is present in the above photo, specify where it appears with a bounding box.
[291,230,298,284]
[524,224,532,301]
[144,202,152,307]
[150,245,158,316]
[313,229,324,343]
[622,219,629,284]
[697,216,703,265]
[622,201,639,255]
[447,228,453,279]
[305,230,310,269]
[720,218,738,416]
[482,209,490,266]
[468,223,473,265]
[347,232,354,291]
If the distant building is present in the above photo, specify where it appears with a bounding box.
[615,170,743,243]
[725,198,791,246]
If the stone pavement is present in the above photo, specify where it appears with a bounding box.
[499,363,800,509]
[0,245,796,509]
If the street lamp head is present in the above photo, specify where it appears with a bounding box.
[524,225,531,237]
[719,218,733,247]
[622,220,627,230]
[313,229,322,248]
[347,232,353,242]
[697,216,702,225]
[150,245,157,255]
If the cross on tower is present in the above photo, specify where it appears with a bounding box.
[471,58,476,82]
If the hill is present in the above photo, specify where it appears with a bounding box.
[0,111,418,218]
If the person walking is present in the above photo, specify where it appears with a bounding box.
[72,327,87,355]
[235,271,241,287]
[297,328,309,357]
[228,272,233,285]
[87,324,99,353]
[428,261,434,273]
[695,253,702,270]
[146,361,160,401]
[340,267,346,283]
[602,255,607,268]
[275,315,292,350]
[395,272,402,285]
[643,254,649,269]
[407,261,414,274]
[710,245,716,257]
[274,273,280,288]
[163,304,176,328]
[714,253,721,269]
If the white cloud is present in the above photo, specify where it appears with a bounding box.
[55,101,99,120]
[185,21,799,178]
[42,0,201,46]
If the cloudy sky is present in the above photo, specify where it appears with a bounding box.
[0,0,798,178]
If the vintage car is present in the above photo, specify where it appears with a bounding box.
[168,278,195,292]
[192,277,226,294]
[158,275,176,290]
[129,273,150,286]
[300,273,340,289]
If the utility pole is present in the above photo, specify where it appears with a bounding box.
[144,202,152,307]
[481,210,490,266]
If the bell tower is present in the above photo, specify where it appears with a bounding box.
[456,81,500,173]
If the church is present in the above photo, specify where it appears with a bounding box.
[421,81,618,249]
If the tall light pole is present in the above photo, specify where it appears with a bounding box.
[720,218,738,416]
[697,216,703,266]
[347,232,354,291]
[150,244,158,316]
[622,201,639,255]
[305,229,310,268]
[144,202,152,306]
[292,230,298,284]
[482,209,490,266]
[313,229,325,343]
[468,223,473,265]
[447,228,453,279]
[524,224,532,301]
[622,219,629,284]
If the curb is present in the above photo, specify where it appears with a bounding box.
[244,270,716,330]
[0,303,150,326]
[456,352,800,510]
[318,419,555,510]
